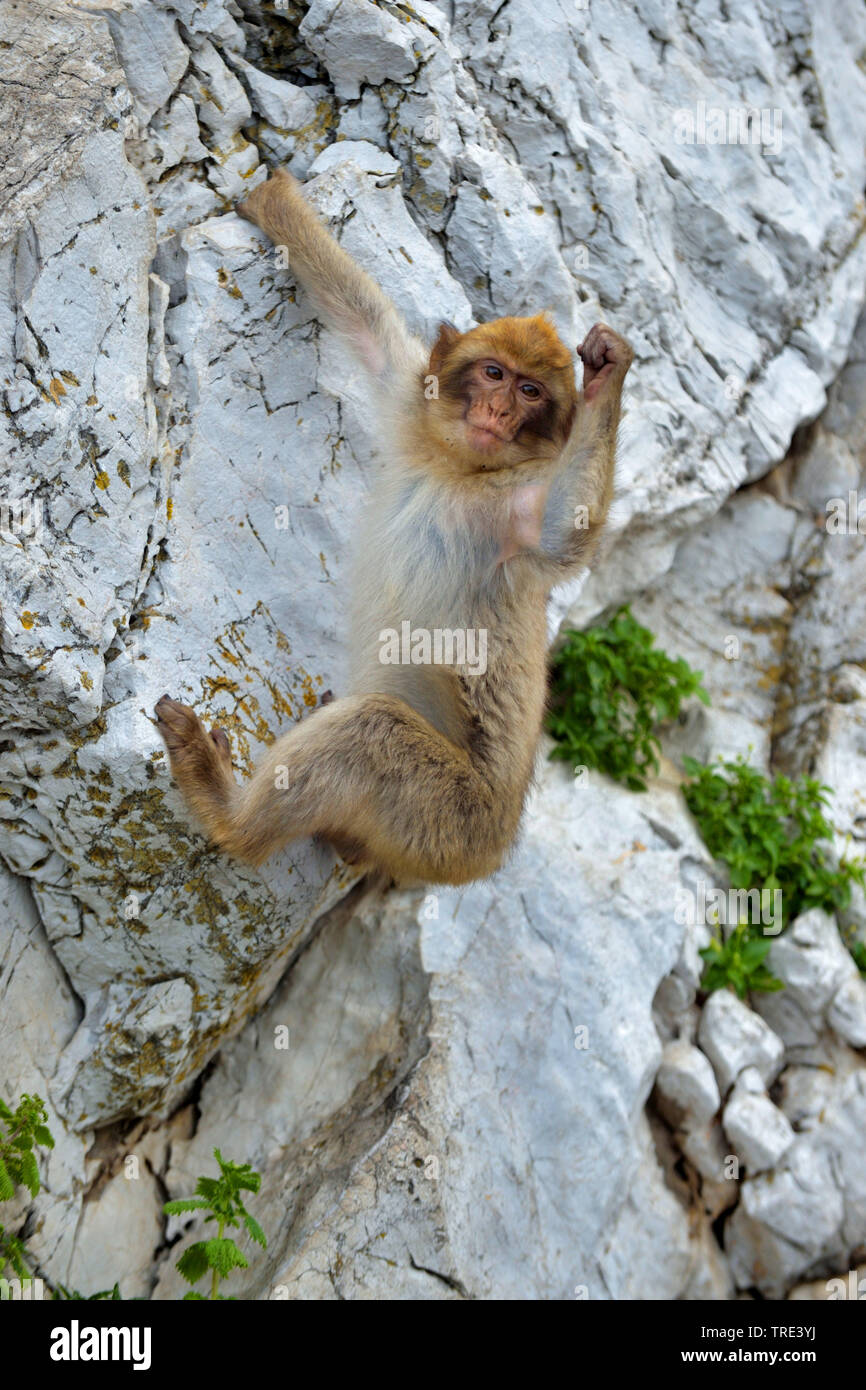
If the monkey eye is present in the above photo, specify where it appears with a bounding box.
[520,382,541,399]
[484,363,504,380]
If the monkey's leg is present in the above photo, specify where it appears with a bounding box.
[154,693,503,883]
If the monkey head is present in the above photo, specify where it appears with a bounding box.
[423,313,578,474]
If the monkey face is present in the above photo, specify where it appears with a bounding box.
[424,315,578,474]
[460,358,552,453]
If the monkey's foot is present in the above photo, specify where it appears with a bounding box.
[154,695,233,782]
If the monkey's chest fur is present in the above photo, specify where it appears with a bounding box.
[349,473,552,805]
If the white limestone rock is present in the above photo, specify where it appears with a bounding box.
[100,0,189,126]
[63,1167,163,1300]
[755,908,866,1049]
[0,862,90,1280]
[788,1264,866,1301]
[679,1119,730,1185]
[726,1144,846,1296]
[753,989,823,1052]
[653,974,697,1042]
[153,762,705,1300]
[299,0,437,101]
[166,0,245,52]
[183,38,252,147]
[827,974,866,1050]
[447,144,582,345]
[766,909,855,1017]
[721,1067,795,1173]
[725,1069,866,1296]
[227,54,319,133]
[655,1040,721,1129]
[149,94,209,170]
[698,990,785,1096]
[52,979,196,1129]
[599,1113,732,1301]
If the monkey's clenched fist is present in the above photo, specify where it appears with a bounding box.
[155,169,632,884]
[578,322,634,402]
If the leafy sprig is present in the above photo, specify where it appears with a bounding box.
[0,1092,55,1284]
[683,756,866,928]
[0,1093,54,1202]
[547,606,709,790]
[699,924,784,1000]
[164,1149,267,1300]
[684,756,866,993]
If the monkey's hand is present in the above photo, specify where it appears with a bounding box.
[578,323,633,404]
[237,167,302,238]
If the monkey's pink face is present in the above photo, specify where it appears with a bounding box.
[462,358,550,453]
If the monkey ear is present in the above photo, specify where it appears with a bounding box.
[429,320,461,375]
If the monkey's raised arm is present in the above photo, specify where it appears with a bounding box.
[238,168,422,386]
[527,322,632,578]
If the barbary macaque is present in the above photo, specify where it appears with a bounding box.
[155,167,632,884]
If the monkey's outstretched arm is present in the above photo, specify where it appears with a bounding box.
[523,322,632,579]
[238,168,421,385]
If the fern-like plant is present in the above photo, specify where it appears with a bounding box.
[0,1093,55,1283]
[164,1148,267,1300]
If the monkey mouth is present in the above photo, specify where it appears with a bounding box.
[467,422,512,449]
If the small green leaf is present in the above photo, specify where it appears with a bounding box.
[203,1238,248,1277]
[243,1213,267,1248]
[0,1158,15,1202]
[164,1198,212,1215]
[20,1149,40,1198]
[176,1242,211,1286]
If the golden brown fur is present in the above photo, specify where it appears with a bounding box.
[154,168,633,885]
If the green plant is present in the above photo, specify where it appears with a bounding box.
[164,1149,267,1300]
[850,939,866,979]
[53,1282,122,1300]
[0,1093,55,1203]
[547,606,709,790]
[0,1093,55,1283]
[0,1230,30,1281]
[683,756,866,929]
[698,923,784,1000]
[684,756,866,993]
